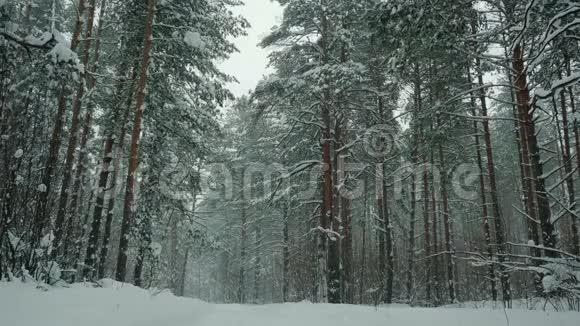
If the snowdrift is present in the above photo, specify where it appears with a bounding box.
[1,279,579,326]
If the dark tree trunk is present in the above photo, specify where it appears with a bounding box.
[513,45,556,257]
[438,143,455,303]
[564,54,580,256]
[83,137,114,279]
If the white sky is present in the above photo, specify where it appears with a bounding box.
[220,0,283,98]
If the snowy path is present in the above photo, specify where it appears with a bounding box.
[1,280,579,326]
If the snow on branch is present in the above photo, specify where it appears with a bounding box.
[535,71,580,100]
[0,31,56,51]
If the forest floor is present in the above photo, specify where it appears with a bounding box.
[1,279,579,326]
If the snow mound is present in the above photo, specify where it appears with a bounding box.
[1,280,579,326]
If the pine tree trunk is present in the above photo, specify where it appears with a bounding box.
[406,78,420,303]
[115,0,157,282]
[254,225,261,303]
[377,95,393,304]
[318,0,335,303]
[133,213,151,288]
[468,72,497,301]
[282,201,290,302]
[341,194,353,303]
[98,68,135,279]
[53,0,96,256]
[556,74,580,256]
[564,54,580,256]
[239,203,247,304]
[429,148,440,306]
[416,70,432,303]
[83,137,114,278]
[70,0,85,51]
[438,143,455,303]
[66,0,108,268]
[513,45,556,257]
[501,43,541,258]
[359,178,368,304]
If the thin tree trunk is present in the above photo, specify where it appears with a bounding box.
[342,194,354,304]
[239,203,247,304]
[377,95,393,304]
[438,142,455,303]
[468,70,497,301]
[475,47,510,304]
[555,73,580,255]
[282,201,290,302]
[406,78,420,304]
[359,177,368,304]
[430,148,440,306]
[416,68,432,304]
[115,0,157,282]
[254,225,261,303]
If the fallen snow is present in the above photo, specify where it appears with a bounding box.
[0,279,579,326]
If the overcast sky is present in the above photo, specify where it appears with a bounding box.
[219,0,283,98]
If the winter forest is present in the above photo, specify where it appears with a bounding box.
[1,0,580,324]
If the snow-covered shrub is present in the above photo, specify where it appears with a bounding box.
[537,259,580,310]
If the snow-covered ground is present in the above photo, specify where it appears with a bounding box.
[1,280,579,326]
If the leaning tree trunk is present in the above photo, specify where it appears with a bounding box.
[115,0,157,282]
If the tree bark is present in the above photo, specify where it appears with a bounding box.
[115,0,156,282]
[438,143,455,303]
[33,0,85,252]
[239,203,247,303]
[53,0,96,256]
[282,201,290,302]
[564,54,580,256]
[98,67,135,279]
[468,70,497,301]
[513,45,556,257]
